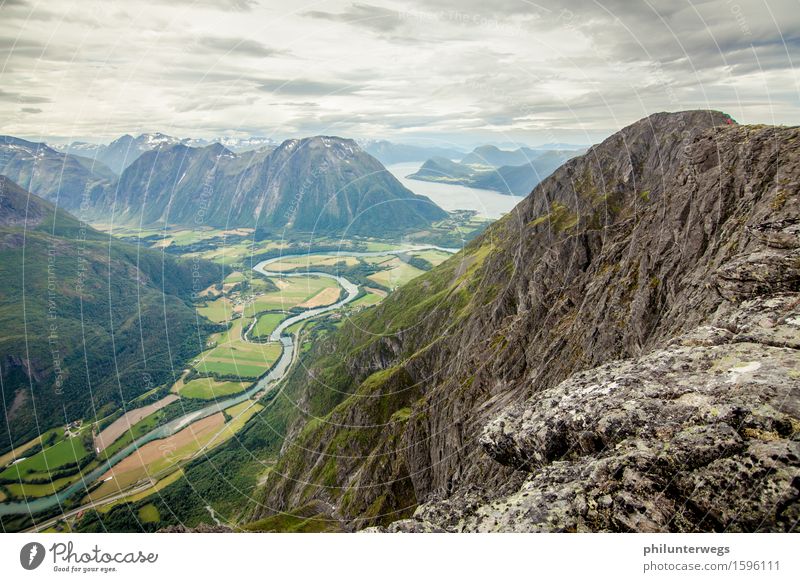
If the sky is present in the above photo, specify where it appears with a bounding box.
[0,0,798,148]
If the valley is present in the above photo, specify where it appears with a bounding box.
[0,217,459,532]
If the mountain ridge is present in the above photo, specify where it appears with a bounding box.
[247,110,800,532]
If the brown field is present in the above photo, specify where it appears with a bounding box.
[363,286,387,298]
[297,286,341,308]
[94,395,179,452]
[88,413,225,501]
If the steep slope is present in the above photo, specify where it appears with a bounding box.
[406,156,475,181]
[101,136,447,234]
[248,111,799,532]
[0,177,221,452]
[0,136,112,210]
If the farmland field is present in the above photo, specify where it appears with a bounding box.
[251,312,287,339]
[88,413,227,501]
[243,276,340,315]
[193,318,283,379]
[367,257,425,289]
[0,435,92,481]
[95,395,179,452]
[178,377,251,400]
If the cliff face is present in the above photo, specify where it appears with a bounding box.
[99,136,446,234]
[249,111,799,532]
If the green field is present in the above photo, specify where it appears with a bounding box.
[138,503,161,523]
[351,292,382,308]
[0,435,92,481]
[243,276,340,315]
[367,258,425,289]
[179,377,251,400]
[251,312,287,339]
[3,475,77,499]
[194,319,283,379]
[196,297,235,324]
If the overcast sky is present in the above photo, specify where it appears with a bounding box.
[1,0,798,147]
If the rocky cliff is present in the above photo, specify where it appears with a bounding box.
[248,111,799,532]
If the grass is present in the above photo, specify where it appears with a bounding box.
[0,435,91,481]
[196,297,235,324]
[179,377,251,400]
[251,312,288,339]
[193,318,283,380]
[3,475,77,499]
[138,503,161,523]
[265,254,360,272]
[367,258,425,290]
[0,431,53,468]
[351,292,382,308]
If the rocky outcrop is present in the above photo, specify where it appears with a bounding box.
[249,111,800,532]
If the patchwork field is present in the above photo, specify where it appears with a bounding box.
[88,400,263,502]
[243,276,340,315]
[194,318,283,379]
[88,413,227,501]
[95,395,179,452]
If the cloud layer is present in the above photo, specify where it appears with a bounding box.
[0,0,797,146]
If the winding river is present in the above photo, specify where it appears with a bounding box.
[0,245,455,518]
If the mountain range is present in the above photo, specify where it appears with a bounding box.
[2,135,447,235]
[245,110,800,533]
[55,134,277,174]
[0,176,221,451]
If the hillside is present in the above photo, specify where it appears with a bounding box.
[0,177,221,452]
[98,136,447,234]
[247,111,800,532]
[0,136,112,210]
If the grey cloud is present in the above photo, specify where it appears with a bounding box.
[258,79,363,96]
[0,88,51,104]
[20,107,42,114]
[197,36,285,58]
[305,3,403,33]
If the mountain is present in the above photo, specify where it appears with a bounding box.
[0,176,221,451]
[56,135,277,175]
[407,156,475,181]
[407,149,583,196]
[0,136,113,209]
[99,136,447,234]
[363,140,466,165]
[460,144,537,167]
[246,111,799,532]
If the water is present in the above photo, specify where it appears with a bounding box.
[386,162,523,219]
[0,246,454,518]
